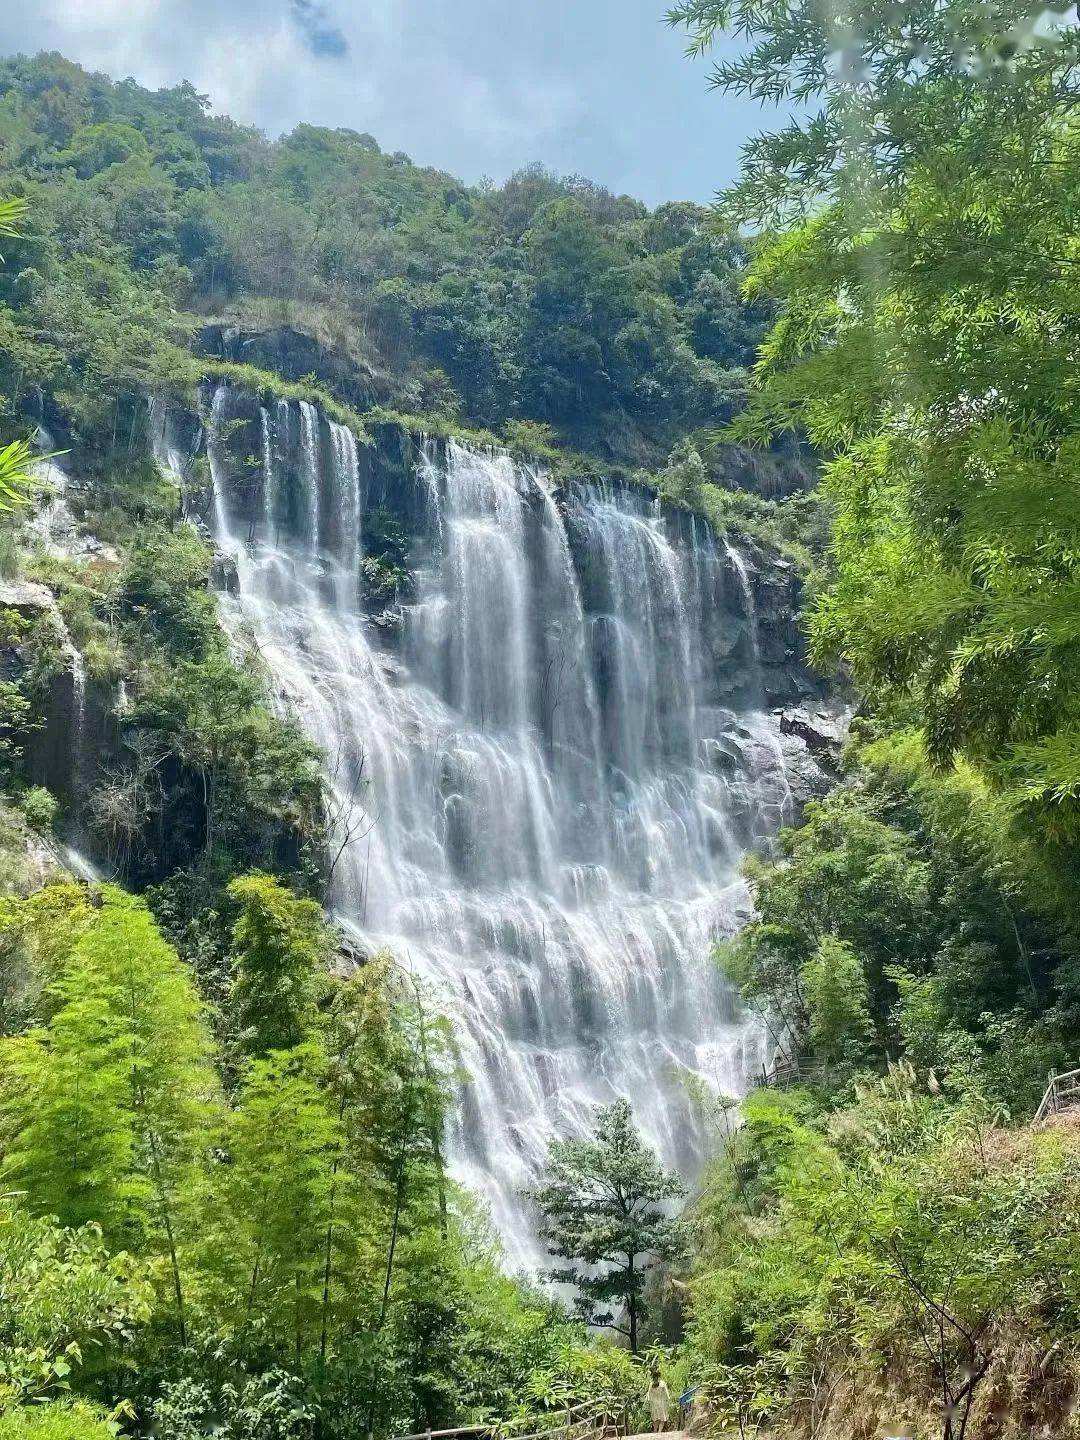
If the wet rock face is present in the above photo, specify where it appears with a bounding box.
[8,469,127,821]
[211,551,240,594]
[24,671,78,802]
[1,580,77,801]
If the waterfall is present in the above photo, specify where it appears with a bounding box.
[209,404,793,1269]
[62,843,101,883]
[260,407,276,540]
[65,640,87,806]
[299,401,322,553]
[29,428,79,558]
[328,420,361,606]
[204,385,232,538]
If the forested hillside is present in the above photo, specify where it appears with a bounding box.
[0,51,807,477]
[0,3,1079,1438]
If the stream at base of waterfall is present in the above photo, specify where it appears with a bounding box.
[168,388,797,1270]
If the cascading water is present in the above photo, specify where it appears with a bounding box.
[328,420,361,608]
[193,385,799,1268]
[204,386,232,538]
[299,401,322,551]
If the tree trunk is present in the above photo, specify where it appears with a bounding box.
[410,975,448,1239]
[378,1132,409,1328]
[366,1127,411,1440]
[628,1254,638,1354]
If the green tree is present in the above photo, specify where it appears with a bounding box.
[0,1198,152,1407]
[129,641,323,880]
[325,958,457,1432]
[718,788,930,1060]
[53,121,150,179]
[670,0,1080,833]
[81,892,214,1341]
[1,953,139,1236]
[0,1400,120,1440]
[226,873,329,1060]
[529,1100,685,1353]
[802,936,873,1065]
[201,1042,341,1365]
[1,881,95,1016]
[688,1070,1076,1440]
[0,888,216,1342]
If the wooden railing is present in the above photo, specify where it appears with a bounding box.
[393,1401,616,1440]
[1034,1067,1080,1124]
[753,1054,828,1090]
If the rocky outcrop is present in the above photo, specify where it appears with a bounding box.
[711,433,817,499]
[198,324,385,414]
[778,700,855,812]
[211,550,240,594]
[0,578,57,622]
[780,703,850,761]
[0,579,81,803]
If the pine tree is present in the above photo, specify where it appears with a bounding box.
[530,1100,686,1353]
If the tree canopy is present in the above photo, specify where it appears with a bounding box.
[670,0,1080,832]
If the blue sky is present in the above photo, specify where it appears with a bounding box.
[0,0,781,206]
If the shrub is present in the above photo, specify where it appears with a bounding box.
[19,786,58,834]
[0,1401,118,1440]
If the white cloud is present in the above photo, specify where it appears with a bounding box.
[0,0,753,203]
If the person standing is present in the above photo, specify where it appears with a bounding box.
[647,1370,672,1432]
